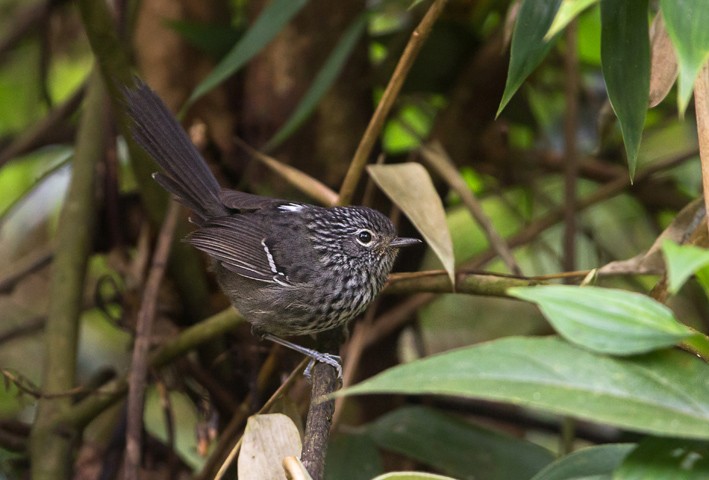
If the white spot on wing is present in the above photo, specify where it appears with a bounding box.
[261,239,278,274]
[278,203,305,212]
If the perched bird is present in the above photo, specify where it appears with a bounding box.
[123,80,420,376]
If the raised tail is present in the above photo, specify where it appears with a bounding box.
[122,79,227,221]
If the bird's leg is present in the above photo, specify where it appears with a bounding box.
[262,333,342,379]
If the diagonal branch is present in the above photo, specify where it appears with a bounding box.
[337,0,449,205]
[123,202,180,480]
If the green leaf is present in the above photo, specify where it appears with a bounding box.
[144,388,204,470]
[263,13,368,152]
[325,433,383,480]
[660,0,709,115]
[166,20,242,58]
[545,0,599,40]
[183,0,309,111]
[600,0,650,178]
[367,163,454,286]
[695,265,709,295]
[366,406,553,480]
[615,437,709,479]
[577,4,602,65]
[662,240,709,294]
[507,285,695,355]
[497,0,563,116]
[338,337,709,439]
[530,444,635,480]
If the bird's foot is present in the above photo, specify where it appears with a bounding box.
[304,353,342,379]
[262,333,342,379]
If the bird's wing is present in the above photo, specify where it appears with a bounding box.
[185,215,294,286]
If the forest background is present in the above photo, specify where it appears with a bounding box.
[1,0,709,479]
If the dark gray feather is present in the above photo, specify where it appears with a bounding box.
[186,216,292,284]
[122,79,226,219]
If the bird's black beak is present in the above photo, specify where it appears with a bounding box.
[390,237,422,248]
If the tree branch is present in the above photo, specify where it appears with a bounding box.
[28,68,105,480]
[301,331,341,480]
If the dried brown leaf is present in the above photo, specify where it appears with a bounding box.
[599,197,705,275]
[367,163,454,286]
[649,13,679,108]
[237,414,302,480]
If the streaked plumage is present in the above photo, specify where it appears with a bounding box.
[123,80,420,374]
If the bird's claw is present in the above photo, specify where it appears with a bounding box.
[304,353,342,380]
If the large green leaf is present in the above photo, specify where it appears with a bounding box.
[183,0,309,111]
[663,240,709,294]
[508,285,695,355]
[615,437,709,479]
[339,337,709,439]
[263,13,368,152]
[600,0,649,178]
[325,433,383,480]
[497,0,563,116]
[167,20,242,58]
[530,444,635,480]
[660,0,709,115]
[366,406,553,480]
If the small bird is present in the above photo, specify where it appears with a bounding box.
[122,81,420,377]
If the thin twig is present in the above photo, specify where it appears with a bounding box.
[124,202,180,480]
[0,246,53,292]
[562,20,579,277]
[560,20,580,456]
[421,142,522,275]
[337,0,449,205]
[0,82,85,167]
[0,316,45,345]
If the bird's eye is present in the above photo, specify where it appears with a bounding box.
[356,229,374,246]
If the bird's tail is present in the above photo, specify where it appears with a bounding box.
[122,79,227,221]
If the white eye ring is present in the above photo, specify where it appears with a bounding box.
[355,229,374,246]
